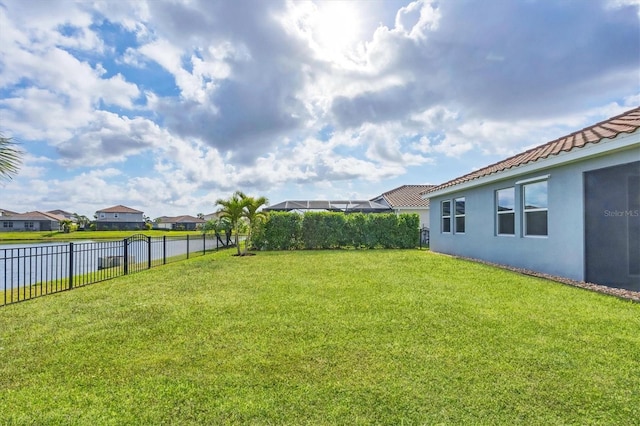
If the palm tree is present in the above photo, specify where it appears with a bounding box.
[72,213,91,230]
[215,191,248,256]
[59,219,72,233]
[0,134,23,181]
[243,194,268,253]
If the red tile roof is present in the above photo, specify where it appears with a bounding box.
[377,185,436,207]
[96,205,144,214]
[157,215,205,224]
[424,107,640,194]
[3,211,66,221]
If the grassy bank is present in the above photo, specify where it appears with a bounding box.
[0,229,204,242]
[1,250,638,424]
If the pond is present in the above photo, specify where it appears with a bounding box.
[1,237,220,290]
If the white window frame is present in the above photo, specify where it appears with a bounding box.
[496,187,515,236]
[441,200,451,233]
[3,221,13,228]
[522,180,548,237]
[454,197,465,234]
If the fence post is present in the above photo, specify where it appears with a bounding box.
[68,242,74,289]
[147,236,152,270]
[124,238,129,275]
[186,235,190,259]
[163,236,167,265]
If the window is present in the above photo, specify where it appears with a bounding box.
[3,221,13,228]
[441,200,451,233]
[25,222,34,229]
[523,180,548,236]
[454,197,465,233]
[100,213,105,218]
[114,213,119,218]
[496,188,515,235]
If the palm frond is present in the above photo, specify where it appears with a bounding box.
[0,134,23,181]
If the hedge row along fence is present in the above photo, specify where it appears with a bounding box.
[252,212,420,250]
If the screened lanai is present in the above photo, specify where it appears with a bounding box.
[263,200,392,213]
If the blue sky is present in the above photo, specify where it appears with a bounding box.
[0,0,638,219]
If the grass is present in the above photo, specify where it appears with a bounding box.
[1,249,639,424]
[0,229,204,242]
[1,250,214,306]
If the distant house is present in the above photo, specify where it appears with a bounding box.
[1,211,65,232]
[0,208,18,217]
[95,205,145,231]
[47,209,76,222]
[423,107,640,291]
[203,211,223,222]
[155,215,206,231]
[371,184,436,228]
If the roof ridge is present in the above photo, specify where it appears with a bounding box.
[424,107,640,194]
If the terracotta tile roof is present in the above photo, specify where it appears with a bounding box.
[47,209,74,218]
[3,211,65,221]
[96,205,144,214]
[376,185,436,208]
[424,107,640,194]
[157,215,205,223]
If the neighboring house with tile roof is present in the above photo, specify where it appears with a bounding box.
[155,215,206,231]
[47,209,76,222]
[203,211,224,222]
[1,211,66,232]
[95,205,145,231]
[423,107,640,291]
[371,184,436,228]
[0,208,19,217]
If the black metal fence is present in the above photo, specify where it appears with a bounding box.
[1,234,229,307]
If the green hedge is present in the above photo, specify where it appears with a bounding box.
[254,212,420,250]
[252,211,302,250]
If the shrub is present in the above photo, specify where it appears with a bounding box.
[254,212,420,250]
[253,212,302,250]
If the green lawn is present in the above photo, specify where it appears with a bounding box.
[1,250,638,425]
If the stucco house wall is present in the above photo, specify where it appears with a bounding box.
[154,215,205,231]
[95,205,145,231]
[1,211,63,232]
[96,212,144,222]
[392,208,429,229]
[426,108,639,291]
[1,220,57,232]
[429,148,637,281]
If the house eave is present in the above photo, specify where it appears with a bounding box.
[423,130,640,199]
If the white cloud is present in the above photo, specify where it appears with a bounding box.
[395,0,440,38]
[0,0,637,217]
[55,112,166,166]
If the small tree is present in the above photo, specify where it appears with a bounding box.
[215,191,269,255]
[59,219,72,233]
[72,213,91,230]
[215,191,248,256]
[242,194,268,253]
